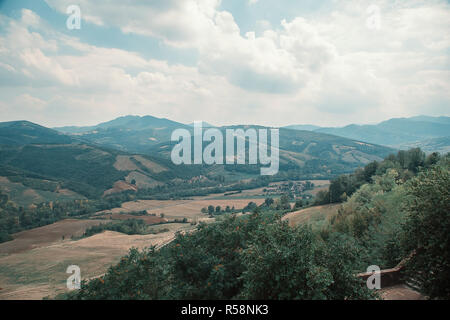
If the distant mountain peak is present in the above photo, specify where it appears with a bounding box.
[187,121,216,128]
[283,124,321,131]
[53,115,188,134]
[0,120,74,145]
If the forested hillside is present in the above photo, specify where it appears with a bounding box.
[0,119,394,205]
[53,116,394,172]
[63,149,449,300]
[0,121,74,145]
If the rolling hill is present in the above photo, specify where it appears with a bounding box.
[0,121,74,145]
[284,116,450,150]
[316,118,450,146]
[53,116,394,165]
[396,136,450,154]
[0,117,395,205]
[0,120,197,204]
[54,115,190,153]
[146,125,394,177]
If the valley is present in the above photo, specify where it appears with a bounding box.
[0,181,329,300]
[0,115,448,301]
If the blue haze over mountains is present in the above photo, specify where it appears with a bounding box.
[285,116,450,153]
[52,114,450,154]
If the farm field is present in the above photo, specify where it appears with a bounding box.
[303,180,331,196]
[0,221,193,300]
[0,176,85,207]
[97,198,266,220]
[98,180,330,220]
[0,180,332,300]
[0,219,106,255]
[282,204,340,226]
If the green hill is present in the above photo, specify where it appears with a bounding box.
[53,116,394,175]
[397,136,450,154]
[0,121,74,145]
[0,118,394,205]
[54,115,190,153]
[284,116,450,148]
[0,120,199,203]
[148,126,394,177]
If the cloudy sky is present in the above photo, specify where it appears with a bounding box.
[0,0,449,127]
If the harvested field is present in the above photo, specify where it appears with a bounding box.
[282,204,340,226]
[0,219,106,255]
[133,155,167,173]
[125,171,161,189]
[0,176,85,206]
[113,155,140,171]
[113,155,167,173]
[98,198,266,220]
[103,180,137,196]
[0,224,193,300]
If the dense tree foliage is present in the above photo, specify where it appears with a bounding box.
[399,160,450,299]
[315,149,439,205]
[63,212,374,300]
[240,223,373,299]
[315,151,449,299]
[56,149,450,300]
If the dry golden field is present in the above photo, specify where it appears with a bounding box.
[0,221,193,300]
[0,219,106,255]
[282,204,340,226]
[97,198,266,220]
[0,181,330,300]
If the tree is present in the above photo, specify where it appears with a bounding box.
[294,198,303,209]
[208,205,215,215]
[400,161,450,299]
[329,175,359,203]
[243,202,257,213]
[0,231,12,243]
[264,197,274,207]
[66,212,376,300]
[363,161,379,182]
[406,148,425,173]
[66,248,169,300]
[279,194,291,210]
[240,223,374,300]
[215,206,222,214]
[425,152,440,167]
[314,190,329,205]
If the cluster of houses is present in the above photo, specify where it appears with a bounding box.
[263,181,314,198]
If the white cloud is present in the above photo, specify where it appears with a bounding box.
[44,0,336,94]
[0,1,449,127]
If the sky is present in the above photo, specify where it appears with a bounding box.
[0,0,449,128]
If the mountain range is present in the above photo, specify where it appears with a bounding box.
[0,116,399,205]
[0,114,447,206]
[283,116,450,152]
